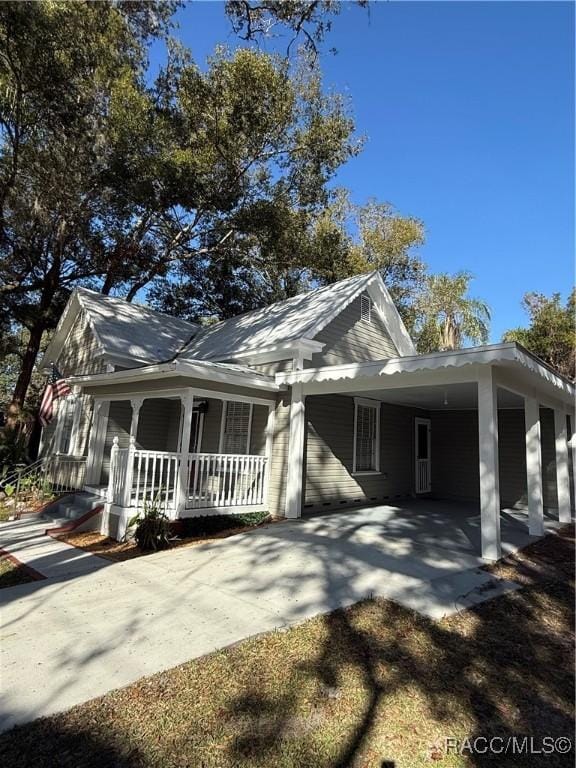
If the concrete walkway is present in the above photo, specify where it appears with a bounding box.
[0,500,553,733]
[0,517,109,580]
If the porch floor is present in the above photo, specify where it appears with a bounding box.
[302,497,565,558]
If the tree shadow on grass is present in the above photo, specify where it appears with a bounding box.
[225,528,575,768]
[0,719,147,768]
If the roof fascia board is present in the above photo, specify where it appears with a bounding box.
[69,360,283,392]
[274,342,574,401]
[366,274,417,356]
[75,290,108,356]
[300,272,374,342]
[273,343,518,384]
[39,291,107,371]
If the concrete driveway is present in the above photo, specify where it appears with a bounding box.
[0,500,554,732]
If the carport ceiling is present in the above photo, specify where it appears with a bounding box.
[349,382,524,411]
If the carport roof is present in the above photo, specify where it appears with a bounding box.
[275,343,575,406]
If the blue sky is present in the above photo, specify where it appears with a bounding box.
[150,1,574,341]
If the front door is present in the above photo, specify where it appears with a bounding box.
[415,418,431,493]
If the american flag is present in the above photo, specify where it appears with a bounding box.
[39,365,71,427]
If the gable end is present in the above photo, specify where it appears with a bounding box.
[307,293,399,367]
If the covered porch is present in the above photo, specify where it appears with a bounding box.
[86,388,274,535]
[54,367,279,537]
[279,344,575,560]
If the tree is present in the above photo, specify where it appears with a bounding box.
[224,0,369,57]
[503,291,575,380]
[1,0,427,426]
[414,271,490,352]
[309,193,426,331]
[146,47,362,321]
[0,1,178,424]
[1,7,362,415]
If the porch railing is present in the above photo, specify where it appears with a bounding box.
[0,454,87,516]
[185,453,268,510]
[48,455,87,493]
[107,438,268,513]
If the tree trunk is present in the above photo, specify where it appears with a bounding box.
[5,321,46,429]
[6,258,60,430]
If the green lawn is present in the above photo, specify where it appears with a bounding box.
[0,527,573,768]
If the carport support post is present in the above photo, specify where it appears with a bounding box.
[478,366,501,560]
[176,392,194,517]
[524,396,544,536]
[285,382,306,519]
[553,408,572,524]
[569,414,576,500]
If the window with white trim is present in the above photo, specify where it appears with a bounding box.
[353,399,380,473]
[58,397,75,454]
[360,294,372,323]
[221,401,252,454]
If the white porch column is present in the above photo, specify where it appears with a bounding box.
[263,403,276,505]
[176,392,194,517]
[478,367,501,560]
[285,383,306,519]
[130,397,143,440]
[554,408,572,523]
[524,396,544,536]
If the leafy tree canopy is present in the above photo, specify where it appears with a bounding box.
[503,291,575,380]
[224,0,368,56]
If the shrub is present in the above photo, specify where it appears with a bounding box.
[128,496,171,552]
[181,510,271,538]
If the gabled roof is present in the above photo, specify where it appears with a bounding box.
[179,271,415,362]
[41,288,198,370]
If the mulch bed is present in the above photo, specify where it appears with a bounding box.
[57,518,285,562]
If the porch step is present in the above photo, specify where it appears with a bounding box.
[42,492,103,526]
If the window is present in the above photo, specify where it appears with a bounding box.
[353,399,380,473]
[58,397,75,454]
[220,401,252,454]
[360,294,372,323]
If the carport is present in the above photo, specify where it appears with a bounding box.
[277,343,575,560]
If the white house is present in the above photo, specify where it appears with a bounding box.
[39,271,575,560]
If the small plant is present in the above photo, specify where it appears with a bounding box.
[128,493,171,552]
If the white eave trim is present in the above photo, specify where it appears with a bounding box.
[68,359,284,392]
[274,343,575,399]
[209,338,325,366]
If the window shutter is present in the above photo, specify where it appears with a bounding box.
[360,294,372,323]
[222,401,251,454]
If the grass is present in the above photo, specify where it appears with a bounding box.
[0,526,573,768]
[0,554,36,589]
[58,512,280,562]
